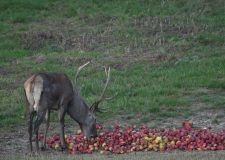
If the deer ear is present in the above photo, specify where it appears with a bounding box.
[90,101,101,113]
[90,102,96,113]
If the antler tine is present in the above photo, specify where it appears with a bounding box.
[103,66,107,76]
[75,61,90,85]
[99,66,111,102]
[94,106,109,113]
[104,92,118,100]
[90,66,111,112]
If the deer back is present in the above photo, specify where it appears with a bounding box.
[24,73,74,111]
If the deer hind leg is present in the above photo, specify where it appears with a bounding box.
[28,110,34,152]
[24,88,35,153]
[33,109,47,152]
[41,110,50,150]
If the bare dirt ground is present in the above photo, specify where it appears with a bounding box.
[0,109,225,160]
[1,151,225,160]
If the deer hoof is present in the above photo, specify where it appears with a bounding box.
[61,145,67,152]
[26,151,35,156]
[41,146,46,151]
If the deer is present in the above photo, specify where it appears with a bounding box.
[24,62,111,152]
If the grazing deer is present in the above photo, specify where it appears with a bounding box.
[24,62,111,152]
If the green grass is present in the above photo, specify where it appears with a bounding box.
[0,0,225,128]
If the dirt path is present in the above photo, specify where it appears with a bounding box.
[1,150,225,160]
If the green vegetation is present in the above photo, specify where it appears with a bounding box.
[0,0,225,128]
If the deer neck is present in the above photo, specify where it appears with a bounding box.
[67,93,90,125]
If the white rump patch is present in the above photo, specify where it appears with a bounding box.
[33,76,44,111]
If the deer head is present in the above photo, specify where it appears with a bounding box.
[67,62,111,138]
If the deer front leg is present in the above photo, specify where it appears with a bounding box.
[41,110,50,150]
[58,107,66,150]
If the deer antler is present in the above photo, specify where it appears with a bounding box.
[90,66,111,113]
[75,61,90,85]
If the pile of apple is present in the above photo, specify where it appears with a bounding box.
[45,121,225,154]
